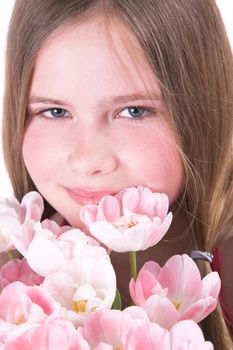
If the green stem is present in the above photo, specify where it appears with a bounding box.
[129,251,137,281]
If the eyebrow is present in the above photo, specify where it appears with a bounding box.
[28,93,161,107]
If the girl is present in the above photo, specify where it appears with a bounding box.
[2,0,233,348]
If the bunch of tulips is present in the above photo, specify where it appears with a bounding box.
[0,186,220,349]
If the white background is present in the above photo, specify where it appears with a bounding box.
[0,1,233,197]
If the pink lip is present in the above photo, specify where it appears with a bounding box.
[67,188,115,205]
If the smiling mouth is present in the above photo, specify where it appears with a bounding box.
[66,188,116,206]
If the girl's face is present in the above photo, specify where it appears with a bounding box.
[23,17,184,228]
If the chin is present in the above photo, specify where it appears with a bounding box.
[64,214,86,230]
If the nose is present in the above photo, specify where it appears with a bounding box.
[67,124,118,176]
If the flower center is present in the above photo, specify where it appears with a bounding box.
[172,300,181,311]
[127,222,137,228]
[72,300,87,313]
[16,314,26,325]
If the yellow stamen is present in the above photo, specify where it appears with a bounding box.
[72,300,87,313]
[127,222,137,228]
[172,301,181,311]
[16,314,26,325]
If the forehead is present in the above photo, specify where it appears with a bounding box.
[31,16,161,100]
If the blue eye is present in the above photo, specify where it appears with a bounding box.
[118,106,152,119]
[42,108,70,119]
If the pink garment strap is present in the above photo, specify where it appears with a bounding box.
[213,247,233,334]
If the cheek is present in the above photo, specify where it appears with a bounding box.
[120,124,184,201]
[22,123,58,183]
[142,141,184,201]
[136,136,182,177]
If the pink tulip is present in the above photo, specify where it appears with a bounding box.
[0,195,23,252]
[0,191,71,257]
[0,258,43,289]
[0,281,59,326]
[0,192,43,225]
[12,218,72,259]
[122,320,213,349]
[42,253,116,326]
[130,254,220,329]
[0,192,44,254]
[26,229,101,277]
[0,213,21,253]
[2,319,90,350]
[84,306,149,348]
[80,186,172,252]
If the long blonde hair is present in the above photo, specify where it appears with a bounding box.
[2,0,233,347]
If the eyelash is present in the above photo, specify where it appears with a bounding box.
[117,106,155,121]
[35,105,155,122]
[36,108,71,120]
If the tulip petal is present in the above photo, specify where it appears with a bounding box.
[157,254,202,308]
[90,220,171,252]
[131,261,163,304]
[98,196,120,222]
[170,320,214,350]
[122,187,141,213]
[180,297,217,323]
[200,272,221,299]
[43,272,74,309]
[21,191,44,222]
[123,322,170,350]
[143,294,179,329]
[26,236,67,277]
[80,205,98,227]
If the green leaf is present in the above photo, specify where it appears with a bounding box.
[112,288,122,310]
